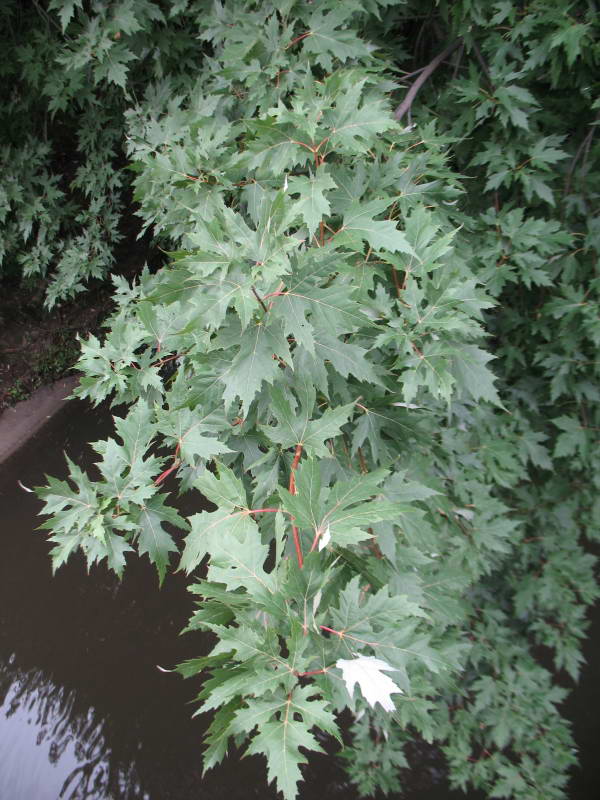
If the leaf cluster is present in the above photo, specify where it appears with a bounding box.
[17,2,600,799]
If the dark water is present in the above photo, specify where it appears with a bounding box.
[0,398,596,799]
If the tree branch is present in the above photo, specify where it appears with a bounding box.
[394,39,462,122]
[470,40,495,91]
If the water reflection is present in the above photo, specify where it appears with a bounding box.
[1,654,147,800]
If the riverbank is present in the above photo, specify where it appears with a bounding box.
[0,221,154,413]
[0,278,112,412]
[0,375,79,464]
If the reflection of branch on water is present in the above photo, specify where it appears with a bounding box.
[1,655,148,800]
[60,752,105,798]
[60,751,146,800]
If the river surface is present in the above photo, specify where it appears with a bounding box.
[0,398,596,799]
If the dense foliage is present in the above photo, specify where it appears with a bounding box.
[3,1,598,798]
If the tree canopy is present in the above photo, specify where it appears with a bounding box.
[2,1,598,798]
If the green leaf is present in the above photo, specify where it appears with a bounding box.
[242,118,308,173]
[136,494,187,583]
[550,22,590,66]
[314,332,381,384]
[49,0,83,31]
[340,199,416,255]
[113,401,157,466]
[301,9,373,70]
[553,415,588,458]
[279,460,401,548]
[263,377,353,456]
[288,171,336,238]
[268,250,373,356]
[104,530,135,577]
[221,320,291,413]
[180,508,258,575]
[194,464,250,509]
[323,75,397,152]
[235,686,337,800]
[207,525,282,612]
[157,406,232,465]
[107,60,130,89]
[201,700,241,773]
[451,345,502,406]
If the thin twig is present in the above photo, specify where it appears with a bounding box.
[357,447,368,475]
[251,285,269,314]
[294,667,329,677]
[564,112,599,196]
[397,64,428,83]
[452,41,465,80]
[154,459,180,486]
[470,40,495,90]
[289,444,304,568]
[391,264,403,297]
[394,39,462,121]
